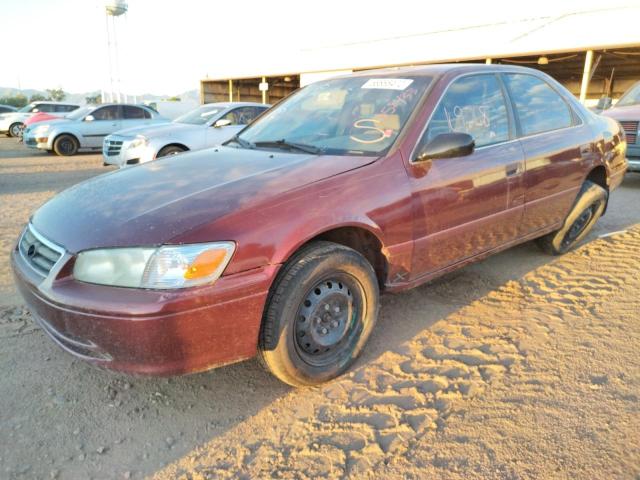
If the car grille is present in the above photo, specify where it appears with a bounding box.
[104,139,123,156]
[18,224,64,276]
[619,120,638,145]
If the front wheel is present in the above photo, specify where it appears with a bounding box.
[259,241,380,387]
[157,145,186,158]
[8,122,24,138]
[53,134,79,156]
[536,180,607,255]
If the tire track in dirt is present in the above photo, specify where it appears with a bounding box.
[153,229,640,479]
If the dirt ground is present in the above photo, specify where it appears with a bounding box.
[0,136,639,480]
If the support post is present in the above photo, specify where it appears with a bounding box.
[228,79,233,102]
[580,50,594,104]
[485,58,492,64]
[262,76,267,104]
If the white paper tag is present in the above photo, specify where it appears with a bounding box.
[361,78,414,90]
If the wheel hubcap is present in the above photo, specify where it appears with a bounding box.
[296,279,355,357]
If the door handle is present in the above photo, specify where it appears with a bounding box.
[506,163,519,177]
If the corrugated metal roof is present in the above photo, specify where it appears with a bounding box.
[204,5,640,80]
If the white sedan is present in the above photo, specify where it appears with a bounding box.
[102,102,270,167]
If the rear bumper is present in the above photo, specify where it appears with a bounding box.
[11,247,278,376]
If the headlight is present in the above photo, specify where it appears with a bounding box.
[128,136,148,149]
[34,124,50,135]
[73,242,235,289]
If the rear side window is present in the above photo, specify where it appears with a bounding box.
[503,74,573,136]
[221,106,265,125]
[423,74,510,148]
[123,106,147,119]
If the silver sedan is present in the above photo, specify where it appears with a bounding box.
[102,102,270,167]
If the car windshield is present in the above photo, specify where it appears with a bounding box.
[617,82,640,107]
[233,75,432,156]
[174,106,223,125]
[65,106,94,121]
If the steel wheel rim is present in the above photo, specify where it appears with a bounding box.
[59,138,74,155]
[11,124,23,137]
[562,204,596,248]
[293,274,364,367]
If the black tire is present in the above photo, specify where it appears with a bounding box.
[53,134,79,156]
[259,241,380,387]
[536,180,608,255]
[157,145,186,158]
[8,122,23,138]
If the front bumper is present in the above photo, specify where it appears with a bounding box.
[22,132,49,149]
[103,137,157,168]
[11,244,278,376]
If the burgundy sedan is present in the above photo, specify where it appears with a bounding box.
[12,65,627,386]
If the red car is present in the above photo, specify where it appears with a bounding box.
[12,65,627,386]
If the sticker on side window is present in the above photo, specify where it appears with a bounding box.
[362,79,414,90]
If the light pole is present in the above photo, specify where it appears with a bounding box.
[105,1,128,103]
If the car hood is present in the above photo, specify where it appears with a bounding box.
[601,103,640,121]
[112,122,195,138]
[32,146,377,253]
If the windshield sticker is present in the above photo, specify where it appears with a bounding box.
[362,78,414,90]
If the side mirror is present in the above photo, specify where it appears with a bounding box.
[213,118,232,128]
[414,133,475,162]
[84,115,95,122]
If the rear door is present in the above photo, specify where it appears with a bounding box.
[408,73,525,277]
[502,73,593,234]
[121,105,156,130]
[79,105,122,148]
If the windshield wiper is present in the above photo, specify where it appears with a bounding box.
[253,139,322,155]
[227,134,254,149]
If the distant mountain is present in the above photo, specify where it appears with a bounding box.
[0,87,200,105]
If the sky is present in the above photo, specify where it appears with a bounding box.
[1,0,639,95]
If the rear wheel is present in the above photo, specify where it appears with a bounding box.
[157,145,186,158]
[536,180,607,255]
[53,134,79,156]
[259,241,380,387]
[8,122,24,138]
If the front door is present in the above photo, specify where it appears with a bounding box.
[205,106,268,147]
[80,105,122,148]
[408,73,525,277]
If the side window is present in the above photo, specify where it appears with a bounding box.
[64,105,79,112]
[220,107,263,125]
[92,106,121,120]
[51,104,68,113]
[123,106,146,119]
[34,104,50,113]
[422,74,510,149]
[503,74,573,136]
[143,108,151,119]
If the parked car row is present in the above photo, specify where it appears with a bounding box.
[16,101,269,162]
[12,64,628,386]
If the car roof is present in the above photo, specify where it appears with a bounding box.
[202,102,270,108]
[30,101,79,105]
[338,63,546,80]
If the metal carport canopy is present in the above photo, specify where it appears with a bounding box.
[203,5,640,81]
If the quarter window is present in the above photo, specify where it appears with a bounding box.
[423,74,510,148]
[503,74,573,136]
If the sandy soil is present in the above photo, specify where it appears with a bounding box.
[0,137,639,479]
